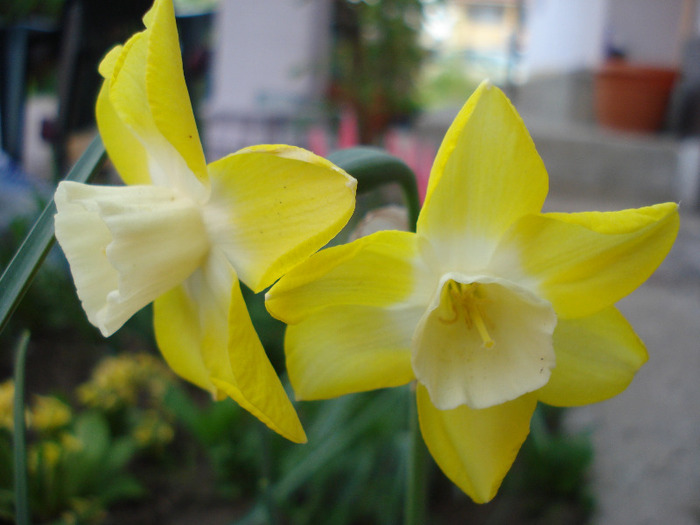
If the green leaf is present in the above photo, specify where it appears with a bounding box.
[12,331,30,525]
[0,135,106,335]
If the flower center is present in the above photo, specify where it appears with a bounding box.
[439,281,494,349]
[412,273,557,410]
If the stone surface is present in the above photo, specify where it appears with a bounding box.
[560,201,700,525]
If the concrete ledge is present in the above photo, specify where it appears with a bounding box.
[523,114,681,204]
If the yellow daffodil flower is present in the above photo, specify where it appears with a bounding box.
[266,82,679,499]
[53,0,356,444]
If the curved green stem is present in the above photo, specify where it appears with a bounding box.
[327,147,426,524]
[327,147,421,231]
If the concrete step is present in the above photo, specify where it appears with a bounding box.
[523,113,682,206]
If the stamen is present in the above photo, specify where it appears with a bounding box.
[438,282,459,324]
[468,302,495,349]
[438,280,495,348]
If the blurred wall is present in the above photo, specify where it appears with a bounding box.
[523,0,689,74]
[207,0,332,116]
[524,0,607,75]
[606,0,685,65]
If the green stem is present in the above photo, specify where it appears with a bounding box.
[327,147,421,231]
[0,135,106,335]
[13,331,31,525]
[404,385,426,525]
[258,424,279,525]
[328,147,425,524]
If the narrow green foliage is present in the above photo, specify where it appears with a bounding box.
[0,135,106,335]
[13,331,30,525]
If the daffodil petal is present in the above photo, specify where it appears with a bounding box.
[153,277,212,392]
[493,203,679,318]
[153,250,306,443]
[102,6,206,198]
[417,385,536,503]
[145,0,207,183]
[417,82,548,271]
[96,78,151,186]
[413,274,556,410]
[54,184,119,333]
[204,145,356,293]
[218,273,306,443]
[97,45,122,79]
[285,304,419,400]
[55,181,208,336]
[537,306,648,406]
[266,230,433,324]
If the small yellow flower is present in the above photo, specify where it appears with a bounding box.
[30,395,72,433]
[132,410,174,447]
[54,0,356,443]
[0,380,14,431]
[60,432,84,453]
[266,82,679,501]
[28,441,62,473]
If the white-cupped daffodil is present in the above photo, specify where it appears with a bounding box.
[53,0,356,444]
[266,82,679,498]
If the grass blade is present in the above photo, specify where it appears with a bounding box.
[0,135,106,335]
[13,331,30,525]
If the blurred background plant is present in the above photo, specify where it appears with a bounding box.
[0,379,144,524]
[329,0,426,143]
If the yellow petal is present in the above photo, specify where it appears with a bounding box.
[413,274,556,410]
[537,306,648,406]
[97,45,122,80]
[145,0,207,183]
[492,203,679,318]
[266,230,433,324]
[204,145,357,292]
[285,305,418,400]
[217,270,307,443]
[102,5,206,198]
[55,182,208,336]
[154,250,306,443]
[153,278,212,391]
[96,78,151,186]
[417,82,548,272]
[417,385,536,503]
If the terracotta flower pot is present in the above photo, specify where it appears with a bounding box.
[594,61,678,133]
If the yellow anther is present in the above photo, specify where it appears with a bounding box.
[438,280,496,349]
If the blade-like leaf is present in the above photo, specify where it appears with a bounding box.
[13,331,30,525]
[0,135,106,334]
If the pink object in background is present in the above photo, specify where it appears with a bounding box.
[337,106,360,148]
[415,143,434,203]
[384,128,434,204]
[307,125,329,157]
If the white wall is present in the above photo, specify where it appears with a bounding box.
[606,0,685,66]
[524,0,607,75]
[207,0,331,115]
